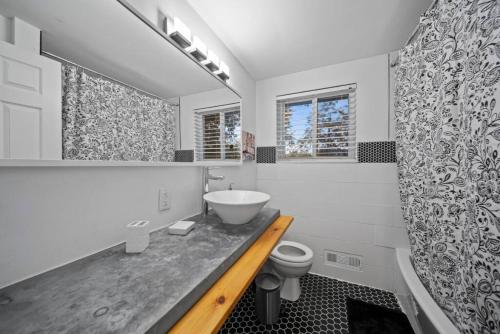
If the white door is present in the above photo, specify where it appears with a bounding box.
[0,40,61,159]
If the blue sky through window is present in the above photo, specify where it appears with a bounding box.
[287,101,311,137]
[318,97,348,123]
[285,101,313,156]
[284,95,350,158]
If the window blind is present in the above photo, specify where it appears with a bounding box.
[276,84,357,160]
[194,104,241,161]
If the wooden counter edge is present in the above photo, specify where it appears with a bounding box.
[167,215,293,334]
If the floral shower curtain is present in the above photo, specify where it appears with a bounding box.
[395,0,500,333]
[62,63,176,161]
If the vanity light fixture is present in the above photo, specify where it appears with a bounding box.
[165,14,229,83]
[215,61,230,81]
[201,49,220,72]
[186,36,207,61]
[165,16,192,49]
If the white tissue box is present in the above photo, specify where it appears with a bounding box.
[126,220,150,253]
[168,220,196,235]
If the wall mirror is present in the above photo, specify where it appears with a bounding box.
[0,0,241,165]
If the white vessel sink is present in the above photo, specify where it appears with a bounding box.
[203,190,271,225]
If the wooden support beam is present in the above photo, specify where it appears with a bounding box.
[168,215,293,334]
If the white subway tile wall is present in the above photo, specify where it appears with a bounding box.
[255,53,407,293]
[258,163,408,292]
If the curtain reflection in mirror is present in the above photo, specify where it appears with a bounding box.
[61,63,176,161]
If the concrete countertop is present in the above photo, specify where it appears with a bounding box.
[0,208,280,334]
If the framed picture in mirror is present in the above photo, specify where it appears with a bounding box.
[242,131,255,161]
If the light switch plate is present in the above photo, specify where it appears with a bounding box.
[158,188,170,211]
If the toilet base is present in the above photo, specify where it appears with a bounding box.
[280,277,301,301]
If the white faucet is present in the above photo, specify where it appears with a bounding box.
[202,167,224,216]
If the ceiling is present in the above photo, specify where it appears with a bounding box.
[187,0,433,80]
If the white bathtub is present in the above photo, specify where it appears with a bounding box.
[396,248,460,334]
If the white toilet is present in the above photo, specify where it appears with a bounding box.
[269,240,314,301]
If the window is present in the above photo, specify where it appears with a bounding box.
[276,84,356,160]
[195,104,241,161]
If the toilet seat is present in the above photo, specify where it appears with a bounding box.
[270,254,313,268]
[270,241,313,263]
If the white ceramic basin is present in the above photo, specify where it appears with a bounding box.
[203,190,271,225]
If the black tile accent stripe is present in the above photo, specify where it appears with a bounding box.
[256,147,276,163]
[358,141,396,163]
[219,273,402,334]
[174,150,194,162]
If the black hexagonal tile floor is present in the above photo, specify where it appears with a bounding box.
[219,273,403,334]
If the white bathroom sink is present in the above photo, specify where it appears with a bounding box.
[203,190,271,225]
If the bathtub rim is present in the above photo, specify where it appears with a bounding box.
[396,248,460,334]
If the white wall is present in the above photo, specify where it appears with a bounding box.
[255,54,408,292]
[256,54,391,146]
[179,88,239,150]
[389,51,398,141]
[0,14,11,43]
[0,166,201,288]
[0,14,39,53]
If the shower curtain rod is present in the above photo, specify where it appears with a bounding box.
[390,0,439,68]
[41,50,179,105]
[404,0,438,46]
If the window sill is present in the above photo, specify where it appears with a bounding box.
[277,158,358,164]
[193,160,243,167]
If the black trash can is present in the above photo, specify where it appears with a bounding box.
[255,273,281,324]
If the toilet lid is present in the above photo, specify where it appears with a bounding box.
[271,241,313,263]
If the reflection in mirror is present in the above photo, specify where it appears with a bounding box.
[59,59,178,161]
[120,0,242,163]
[188,93,241,162]
[176,88,241,162]
[0,0,241,164]
[195,104,241,161]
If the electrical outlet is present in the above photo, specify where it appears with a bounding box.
[158,188,170,211]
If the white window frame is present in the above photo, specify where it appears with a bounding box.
[276,84,357,162]
[194,102,242,161]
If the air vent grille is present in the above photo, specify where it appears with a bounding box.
[324,250,362,271]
